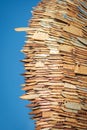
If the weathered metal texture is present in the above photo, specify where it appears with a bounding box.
[16,0,87,129]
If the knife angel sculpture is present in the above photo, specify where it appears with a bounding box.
[15,0,87,129]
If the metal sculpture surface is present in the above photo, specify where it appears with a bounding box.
[15,0,87,129]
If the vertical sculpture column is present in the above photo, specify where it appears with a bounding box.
[15,0,87,129]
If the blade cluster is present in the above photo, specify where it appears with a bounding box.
[16,0,87,129]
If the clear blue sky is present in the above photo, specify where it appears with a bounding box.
[0,0,40,130]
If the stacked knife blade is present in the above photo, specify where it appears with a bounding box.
[15,0,87,129]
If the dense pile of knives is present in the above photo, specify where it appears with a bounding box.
[15,0,87,129]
